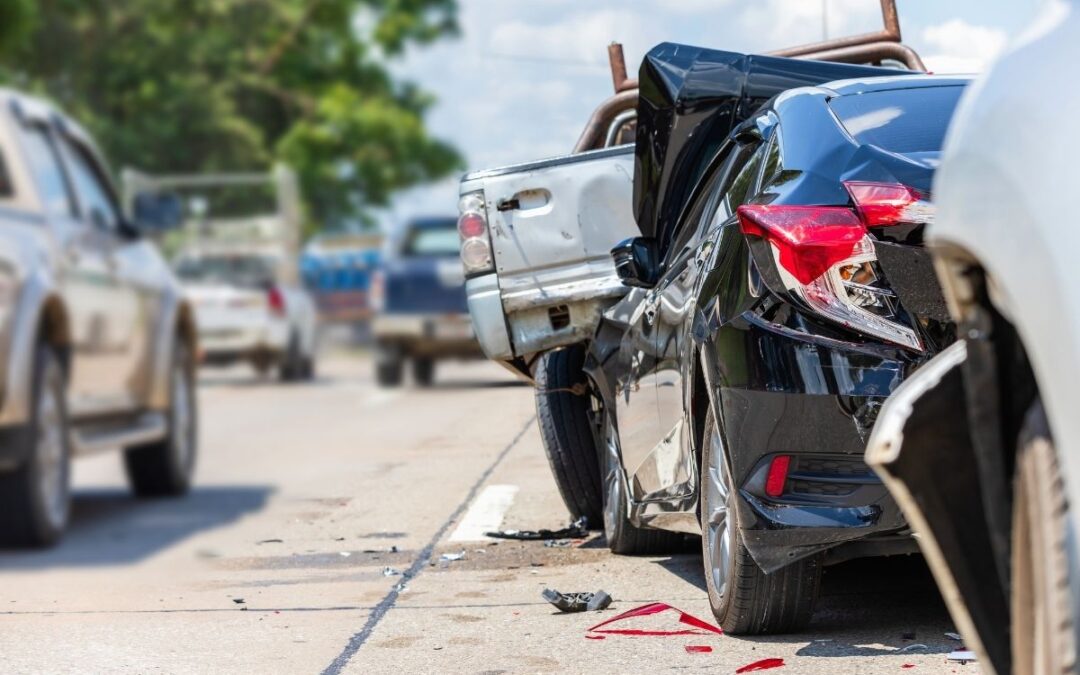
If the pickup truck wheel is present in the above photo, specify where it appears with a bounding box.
[412,358,435,387]
[124,342,196,497]
[535,347,603,526]
[375,343,404,387]
[1011,400,1077,675]
[0,346,71,547]
[701,406,820,634]
[600,408,684,555]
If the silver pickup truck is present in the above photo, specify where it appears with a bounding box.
[0,89,196,546]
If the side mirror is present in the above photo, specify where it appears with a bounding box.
[133,191,184,231]
[612,237,660,288]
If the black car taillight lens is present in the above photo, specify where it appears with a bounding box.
[737,182,934,352]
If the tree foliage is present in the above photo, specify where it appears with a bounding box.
[0,0,462,228]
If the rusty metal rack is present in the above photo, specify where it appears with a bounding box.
[574,0,924,153]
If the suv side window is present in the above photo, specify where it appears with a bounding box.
[19,126,75,219]
[58,137,121,231]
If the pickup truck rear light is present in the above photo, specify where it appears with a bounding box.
[737,181,932,352]
[458,191,494,275]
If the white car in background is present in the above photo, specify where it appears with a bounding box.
[178,249,318,381]
[866,2,1079,673]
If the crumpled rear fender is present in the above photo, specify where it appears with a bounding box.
[866,341,1007,675]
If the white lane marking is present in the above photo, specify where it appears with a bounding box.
[448,484,519,542]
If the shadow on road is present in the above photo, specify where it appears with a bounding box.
[0,485,273,569]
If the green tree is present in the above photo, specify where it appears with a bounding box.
[0,0,462,229]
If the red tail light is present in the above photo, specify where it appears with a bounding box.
[736,205,864,285]
[844,181,933,228]
[736,186,929,352]
[765,455,791,498]
[267,287,286,316]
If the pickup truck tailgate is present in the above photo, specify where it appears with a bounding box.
[461,145,638,359]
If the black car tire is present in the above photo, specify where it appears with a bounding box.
[700,406,821,634]
[125,341,197,497]
[1011,399,1077,675]
[534,346,603,526]
[600,408,684,555]
[412,357,435,387]
[375,343,404,388]
[0,345,71,547]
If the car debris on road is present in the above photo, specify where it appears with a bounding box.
[485,516,589,541]
[541,589,612,613]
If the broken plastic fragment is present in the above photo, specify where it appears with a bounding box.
[735,658,785,672]
[947,650,976,663]
[586,602,722,636]
[542,589,612,613]
[944,632,962,641]
[898,644,928,653]
[440,551,466,562]
[486,517,589,541]
[585,635,606,640]
[685,645,713,654]
[382,567,400,577]
[901,666,915,670]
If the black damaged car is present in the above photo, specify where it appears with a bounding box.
[584,44,969,633]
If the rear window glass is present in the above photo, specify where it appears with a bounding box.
[404,226,459,257]
[176,255,277,287]
[829,85,965,154]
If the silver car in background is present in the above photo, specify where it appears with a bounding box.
[0,89,196,547]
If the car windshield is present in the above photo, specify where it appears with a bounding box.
[829,85,965,154]
[176,255,276,287]
[403,225,460,257]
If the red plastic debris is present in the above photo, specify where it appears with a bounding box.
[585,635,606,640]
[685,645,713,654]
[902,665,916,670]
[735,658,785,672]
[586,602,723,637]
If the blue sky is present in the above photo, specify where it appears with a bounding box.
[384,0,1045,222]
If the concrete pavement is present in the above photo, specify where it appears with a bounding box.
[0,355,976,673]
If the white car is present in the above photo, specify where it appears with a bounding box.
[178,250,318,381]
[866,3,1079,673]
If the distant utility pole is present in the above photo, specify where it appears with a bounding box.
[822,0,829,40]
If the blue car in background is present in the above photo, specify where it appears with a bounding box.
[301,233,383,324]
[371,217,482,386]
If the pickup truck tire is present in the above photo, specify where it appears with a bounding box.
[701,406,820,634]
[412,358,435,387]
[535,347,603,526]
[125,342,196,497]
[600,410,684,554]
[0,345,71,547]
[375,343,404,387]
[1011,399,1077,675]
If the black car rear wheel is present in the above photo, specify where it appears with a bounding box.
[701,406,821,634]
[1011,400,1077,675]
[601,410,684,555]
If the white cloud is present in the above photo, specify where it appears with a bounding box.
[918,18,1007,73]
[736,0,882,53]
[488,9,654,66]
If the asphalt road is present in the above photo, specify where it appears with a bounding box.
[0,354,978,674]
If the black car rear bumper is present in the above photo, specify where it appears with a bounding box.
[707,312,918,572]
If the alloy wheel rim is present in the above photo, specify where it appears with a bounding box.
[36,373,68,529]
[172,363,194,472]
[603,416,623,536]
[704,422,731,597]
